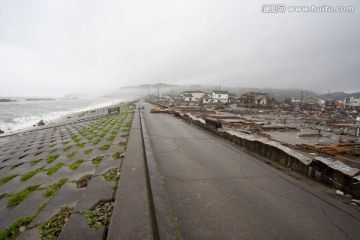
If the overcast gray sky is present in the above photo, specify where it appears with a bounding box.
[0,0,359,97]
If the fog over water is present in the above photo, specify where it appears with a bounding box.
[0,0,359,97]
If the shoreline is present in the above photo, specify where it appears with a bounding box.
[0,100,128,138]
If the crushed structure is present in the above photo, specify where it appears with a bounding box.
[147,89,360,198]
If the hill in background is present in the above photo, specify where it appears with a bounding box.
[103,83,360,102]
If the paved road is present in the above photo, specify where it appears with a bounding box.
[141,102,360,240]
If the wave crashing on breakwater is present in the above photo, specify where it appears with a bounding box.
[0,97,126,133]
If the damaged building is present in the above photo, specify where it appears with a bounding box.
[238,92,270,106]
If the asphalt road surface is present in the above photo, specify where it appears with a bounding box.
[141,102,360,240]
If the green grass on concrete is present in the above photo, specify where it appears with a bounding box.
[86,135,94,140]
[91,156,104,167]
[85,210,101,229]
[76,142,86,148]
[0,215,35,240]
[7,185,40,207]
[70,134,78,139]
[0,175,18,187]
[117,141,127,146]
[30,159,42,166]
[103,168,120,181]
[68,159,84,170]
[171,210,183,240]
[20,166,45,181]
[112,151,123,160]
[43,178,68,197]
[92,138,101,145]
[62,145,72,151]
[39,206,73,240]
[83,148,93,155]
[121,128,130,132]
[98,144,110,151]
[0,193,8,200]
[106,135,115,141]
[47,154,60,163]
[98,132,107,138]
[46,163,64,176]
[66,151,76,158]
[49,149,57,154]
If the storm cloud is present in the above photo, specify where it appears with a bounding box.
[0,0,359,97]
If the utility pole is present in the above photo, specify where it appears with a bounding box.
[300,90,303,109]
[157,87,160,99]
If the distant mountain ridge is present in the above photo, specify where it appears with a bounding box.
[120,83,177,89]
[318,92,360,100]
[106,83,360,101]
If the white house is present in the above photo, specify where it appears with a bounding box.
[180,90,206,102]
[344,97,360,109]
[182,93,193,102]
[211,90,228,103]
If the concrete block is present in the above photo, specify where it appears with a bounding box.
[32,182,84,225]
[74,176,114,212]
[58,214,105,240]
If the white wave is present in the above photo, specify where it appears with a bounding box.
[0,98,127,133]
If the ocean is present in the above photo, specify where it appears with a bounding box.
[0,97,126,133]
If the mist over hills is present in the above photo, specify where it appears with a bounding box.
[318,92,360,100]
[102,83,359,102]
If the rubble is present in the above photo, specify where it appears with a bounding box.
[146,89,360,197]
[336,190,345,196]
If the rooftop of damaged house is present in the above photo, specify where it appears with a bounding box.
[147,89,360,198]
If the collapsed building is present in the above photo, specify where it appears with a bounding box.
[148,93,360,198]
[237,92,271,107]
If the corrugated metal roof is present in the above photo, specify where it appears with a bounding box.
[181,90,206,94]
[212,90,228,94]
